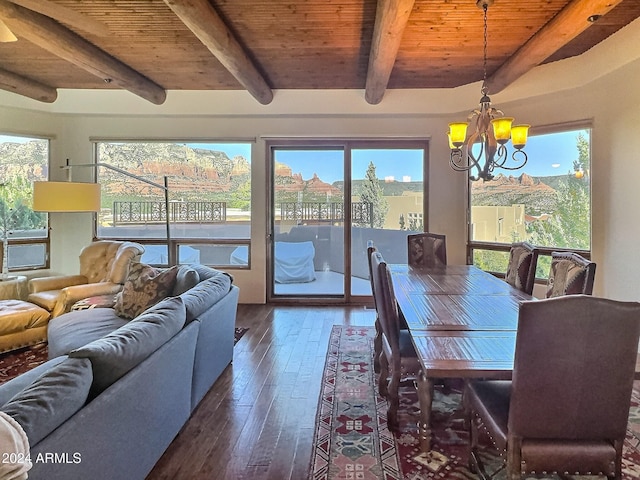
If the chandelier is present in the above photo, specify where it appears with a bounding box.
[447,0,530,182]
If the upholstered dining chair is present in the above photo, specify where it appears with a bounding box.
[28,240,144,318]
[504,242,539,295]
[367,244,383,374]
[370,250,421,431]
[464,295,640,480]
[407,232,447,268]
[546,251,596,297]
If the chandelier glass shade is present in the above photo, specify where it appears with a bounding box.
[447,0,530,181]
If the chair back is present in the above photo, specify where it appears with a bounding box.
[509,295,640,440]
[370,252,401,352]
[505,242,539,295]
[79,240,145,284]
[367,245,378,310]
[407,233,447,268]
[546,251,596,297]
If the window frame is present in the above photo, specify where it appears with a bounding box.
[0,133,51,272]
[91,139,253,269]
[466,121,593,280]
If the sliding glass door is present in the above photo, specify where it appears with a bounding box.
[267,139,428,302]
[350,146,426,296]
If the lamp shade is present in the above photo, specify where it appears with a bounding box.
[448,122,469,148]
[511,124,530,150]
[491,117,514,144]
[33,181,101,212]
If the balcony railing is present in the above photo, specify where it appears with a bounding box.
[279,201,373,226]
[113,201,226,225]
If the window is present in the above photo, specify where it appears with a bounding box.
[94,141,251,267]
[268,139,427,299]
[469,126,591,278]
[0,134,49,271]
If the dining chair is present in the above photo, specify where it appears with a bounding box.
[504,242,539,295]
[367,245,382,374]
[370,251,421,431]
[407,232,447,268]
[546,251,596,297]
[464,295,640,480]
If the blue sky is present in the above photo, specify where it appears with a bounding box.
[268,130,587,183]
[2,133,583,184]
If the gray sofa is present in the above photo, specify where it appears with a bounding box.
[0,264,239,480]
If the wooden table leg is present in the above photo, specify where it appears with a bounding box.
[416,369,435,453]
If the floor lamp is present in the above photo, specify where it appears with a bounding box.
[33,159,173,265]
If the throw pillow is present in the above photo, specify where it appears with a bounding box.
[114,262,179,319]
[69,297,186,398]
[1,357,93,446]
[172,265,200,296]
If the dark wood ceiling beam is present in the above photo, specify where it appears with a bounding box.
[8,0,110,36]
[163,0,273,105]
[0,67,57,102]
[0,0,166,104]
[486,0,623,94]
[365,0,415,105]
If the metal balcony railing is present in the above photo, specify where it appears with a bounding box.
[113,201,226,225]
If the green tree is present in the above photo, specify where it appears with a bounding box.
[229,180,251,210]
[357,161,389,228]
[527,179,590,249]
[0,177,46,232]
[527,131,591,250]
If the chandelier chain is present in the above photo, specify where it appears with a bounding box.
[482,3,488,95]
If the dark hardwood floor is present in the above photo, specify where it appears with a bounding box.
[146,304,376,480]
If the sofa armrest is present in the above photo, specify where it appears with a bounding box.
[28,275,88,294]
[53,282,123,317]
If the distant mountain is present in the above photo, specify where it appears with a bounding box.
[471,173,558,215]
[95,143,250,198]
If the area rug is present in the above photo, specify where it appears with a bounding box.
[309,325,640,480]
[0,342,48,385]
[0,327,250,385]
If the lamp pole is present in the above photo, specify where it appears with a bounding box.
[65,161,174,266]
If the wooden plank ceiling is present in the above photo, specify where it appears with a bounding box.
[0,0,638,105]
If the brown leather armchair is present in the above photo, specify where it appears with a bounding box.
[464,295,640,480]
[28,240,144,318]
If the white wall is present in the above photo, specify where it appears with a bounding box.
[2,18,640,303]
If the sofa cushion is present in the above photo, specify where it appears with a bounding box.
[114,262,179,319]
[70,296,186,397]
[47,308,129,359]
[1,357,93,446]
[0,357,68,408]
[172,265,200,296]
[180,272,232,323]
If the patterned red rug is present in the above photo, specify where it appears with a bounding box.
[0,342,49,385]
[0,327,250,385]
[309,325,640,480]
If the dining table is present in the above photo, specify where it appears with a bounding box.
[388,263,640,455]
[387,263,533,454]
